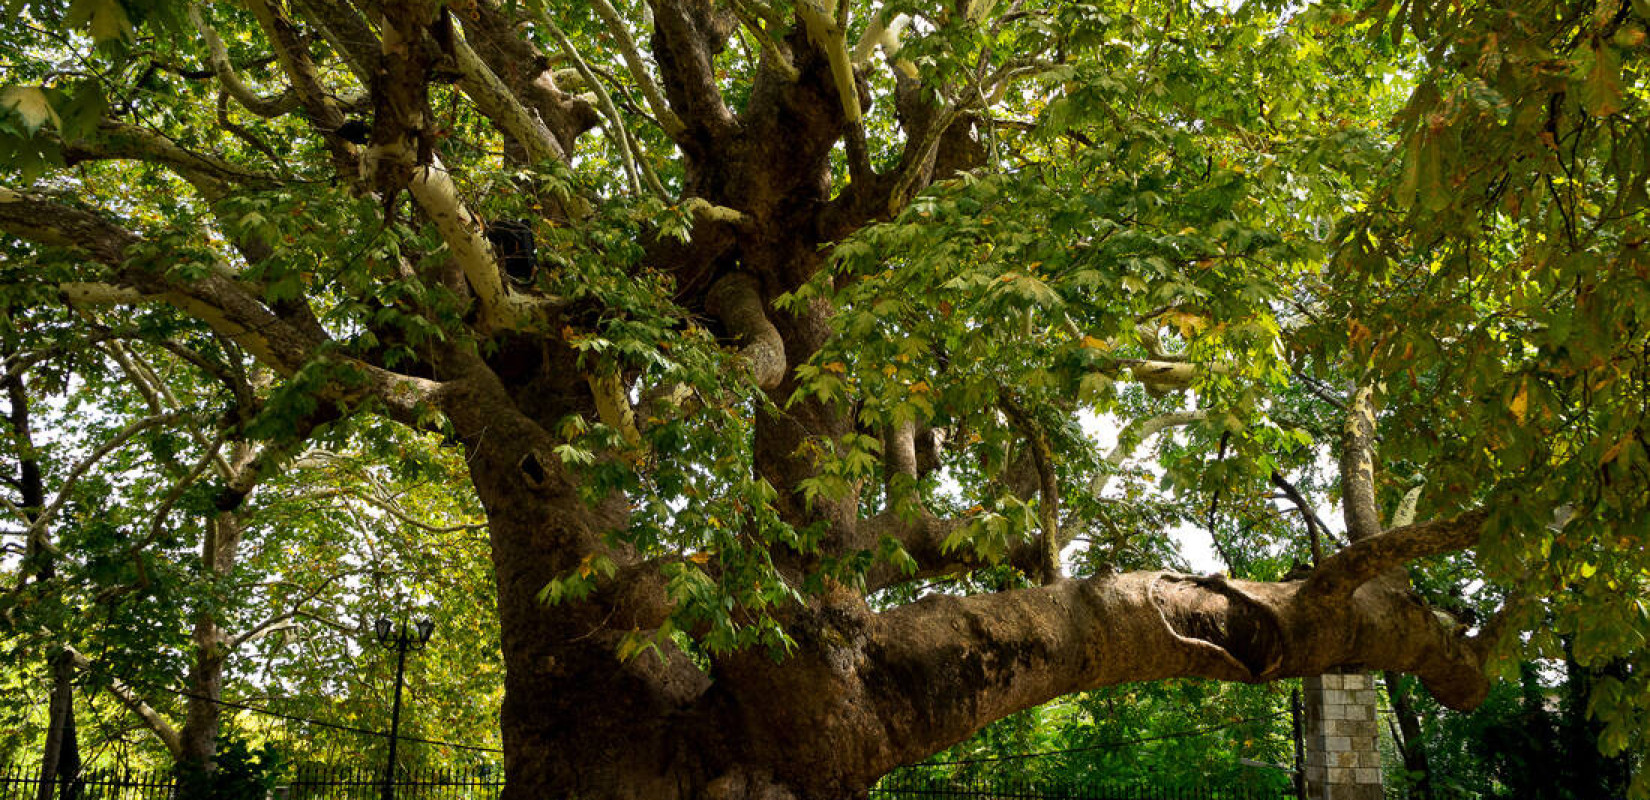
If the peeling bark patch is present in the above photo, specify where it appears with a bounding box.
[1151,575,1284,678]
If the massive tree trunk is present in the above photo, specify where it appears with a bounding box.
[461,441,1494,800]
[438,289,1495,800]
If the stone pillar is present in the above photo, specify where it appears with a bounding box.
[1302,671,1383,800]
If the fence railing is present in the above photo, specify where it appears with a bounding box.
[870,773,1291,800]
[0,766,504,800]
[16,766,1465,800]
[0,766,176,800]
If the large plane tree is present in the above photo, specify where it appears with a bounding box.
[2,0,1647,797]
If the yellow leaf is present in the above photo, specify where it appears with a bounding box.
[1348,318,1372,348]
[1165,311,1207,338]
[688,551,711,564]
[909,380,930,394]
[823,361,847,374]
[0,87,58,133]
[1581,42,1624,117]
[1601,436,1629,466]
[1510,382,1529,423]
[1080,335,1110,351]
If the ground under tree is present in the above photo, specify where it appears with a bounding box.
[2,0,1648,798]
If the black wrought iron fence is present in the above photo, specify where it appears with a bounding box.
[0,766,174,800]
[0,766,504,800]
[13,765,1489,800]
[870,772,1292,800]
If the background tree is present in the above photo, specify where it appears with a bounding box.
[0,304,498,786]
[1,0,1647,798]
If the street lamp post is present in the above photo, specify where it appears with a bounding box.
[373,617,434,800]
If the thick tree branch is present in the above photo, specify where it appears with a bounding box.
[705,273,785,390]
[727,569,1489,790]
[796,0,859,124]
[0,192,304,368]
[587,0,686,137]
[588,372,643,447]
[450,18,565,164]
[882,420,918,506]
[189,4,303,119]
[406,161,561,332]
[1303,509,1489,598]
[64,648,183,759]
[61,121,277,197]
[0,191,443,428]
[1339,384,1382,542]
[650,0,737,139]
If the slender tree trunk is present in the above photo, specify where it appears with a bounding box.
[179,616,226,767]
[6,366,79,800]
[37,651,79,800]
[1384,671,1433,800]
[176,503,248,797]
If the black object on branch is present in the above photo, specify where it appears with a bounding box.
[333,118,372,145]
[485,219,537,284]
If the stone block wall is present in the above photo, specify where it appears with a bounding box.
[1302,671,1383,800]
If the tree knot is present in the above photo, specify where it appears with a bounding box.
[1149,573,1286,680]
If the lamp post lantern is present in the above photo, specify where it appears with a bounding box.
[373,617,434,800]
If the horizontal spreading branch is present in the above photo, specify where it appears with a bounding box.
[0,190,446,428]
[62,121,277,197]
[721,568,1489,790]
